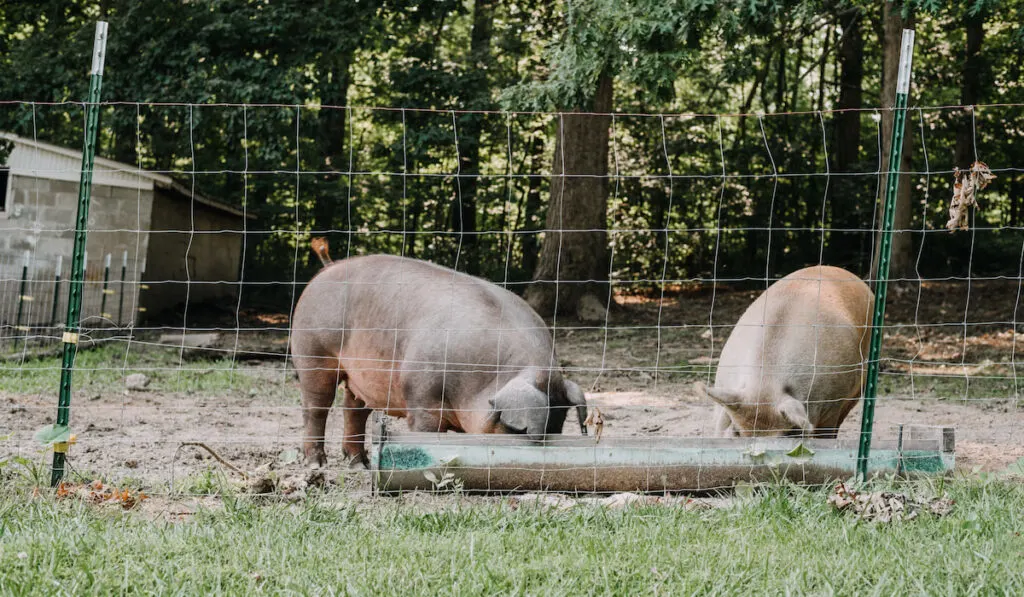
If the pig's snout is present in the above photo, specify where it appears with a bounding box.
[489,377,551,438]
[489,376,589,439]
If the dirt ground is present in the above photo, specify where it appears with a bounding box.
[2,279,1023,493]
[3,385,1021,494]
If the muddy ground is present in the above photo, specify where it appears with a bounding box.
[2,279,1023,494]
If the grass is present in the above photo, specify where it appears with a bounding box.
[0,342,282,397]
[3,331,1018,407]
[1,480,1023,595]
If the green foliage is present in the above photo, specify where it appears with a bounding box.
[2,0,1024,303]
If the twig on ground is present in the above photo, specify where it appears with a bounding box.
[179,442,249,479]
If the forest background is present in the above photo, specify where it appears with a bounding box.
[2,0,1021,318]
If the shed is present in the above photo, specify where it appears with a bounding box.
[0,132,250,330]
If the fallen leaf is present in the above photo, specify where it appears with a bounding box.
[786,443,815,459]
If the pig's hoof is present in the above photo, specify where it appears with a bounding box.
[303,449,327,470]
[343,452,369,470]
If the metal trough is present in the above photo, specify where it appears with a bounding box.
[369,417,955,494]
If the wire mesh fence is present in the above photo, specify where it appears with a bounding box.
[0,252,142,349]
[1,96,1022,497]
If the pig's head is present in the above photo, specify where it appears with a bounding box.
[695,382,813,437]
[490,369,588,439]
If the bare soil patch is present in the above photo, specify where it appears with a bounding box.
[2,281,1021,493]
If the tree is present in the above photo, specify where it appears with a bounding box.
[873,0,916,282]
[835,7,865,175]
[523,74,613,316]
[453,0,496,275]
[829,6,868,270]
[953,3,989,169]
[504,0,718,318]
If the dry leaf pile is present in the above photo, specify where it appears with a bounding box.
[827,483,954,523]
[947,161,995,231]
[52,480,149,510]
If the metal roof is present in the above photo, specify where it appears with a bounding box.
[1,132,251,219]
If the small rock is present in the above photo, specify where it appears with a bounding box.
[125,373,150,391]
[278,474,312,501]
[599,492,661,508]
[513,493,575,510]
[247,475,276,495]
[124,459,138,469]
[305,469,327,489]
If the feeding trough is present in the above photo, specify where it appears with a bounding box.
[369,417,955,494]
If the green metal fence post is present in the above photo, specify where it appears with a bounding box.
[50,21,108,487]
[856,29,915,481]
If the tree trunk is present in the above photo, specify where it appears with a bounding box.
[453,0,495,275]
[311,56,351,253]
[834,8,864,174]
[524,73,613,318]
[520,134,546,277]
[774,44,787,112]
[954,10,986,169]
[872,2,915,282]
[832,8,865,269]
[816,26,830,112]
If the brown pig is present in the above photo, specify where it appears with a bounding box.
[291,246,588,467]
[696,265,873,438]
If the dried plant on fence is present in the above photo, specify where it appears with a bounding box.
[827,483,954,523]
[947,161,996,231]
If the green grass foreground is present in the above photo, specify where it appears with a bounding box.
[1,481,1023,595]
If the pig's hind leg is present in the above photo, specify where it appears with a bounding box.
[340,385,372,467]
[295,355,340,468]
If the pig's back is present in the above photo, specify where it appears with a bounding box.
[294,254,553,368]
[716,266,872,388]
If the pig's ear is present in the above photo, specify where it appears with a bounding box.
[563,380,589,435]
[490,378,549,438]
[776,396,813,433]
[695,382,744,410]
